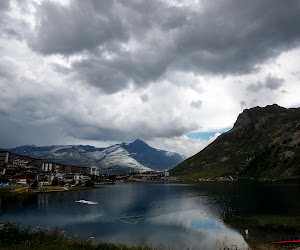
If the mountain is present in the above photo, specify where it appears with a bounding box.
[170,104,300,180]
[121,139,186,171]
[6,140,186,174]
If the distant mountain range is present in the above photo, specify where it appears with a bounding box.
[170,104,300,180]
[4,139,186,174]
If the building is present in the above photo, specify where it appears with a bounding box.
[13,159,30,168]
[74,174,91,184]
[88,166,100,176]
[0,151,10,163]
[10,174,36,184]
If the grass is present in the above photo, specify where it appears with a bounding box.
[1,222,299,250]
[224,216,300,235]
[255,218,300,232]
[0,223,151,250]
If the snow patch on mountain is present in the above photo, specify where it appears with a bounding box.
[165,152,175,157]
[98,145,152,173]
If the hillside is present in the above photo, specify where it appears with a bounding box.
[7,139,185,174]
[170,104,300,180]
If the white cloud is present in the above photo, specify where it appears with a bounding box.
[148,133,221,158]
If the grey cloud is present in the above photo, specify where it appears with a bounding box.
[71,58,130,94]
[71,48,170,93]
[0,60,15,80]
[0,65,198,147]
[0,115,65,148]
[265,75,284,90]
[0,0,10,12]
[140,94,149,103]
[63,121,198,143]
[24,0,300,93]
[0,0,29,40]
[51,63,72,75]
[191,100,202,109]
[250,99,257,108]
[29,0,128,55]
[247,74,284,92]
[247,82,264,92]
[240,101,247,110]
[239,99,258,110]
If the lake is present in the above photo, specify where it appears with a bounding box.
[1,182,300,249]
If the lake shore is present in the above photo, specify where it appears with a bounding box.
[0,185,102,197]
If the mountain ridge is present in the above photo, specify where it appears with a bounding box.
[170,104,300,180]
[3,140,186,174]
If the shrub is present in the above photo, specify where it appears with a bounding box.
[51,178,58,186]
[31,180,38,190]
[84,180,94,187]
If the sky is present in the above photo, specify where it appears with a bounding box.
[0,0,300,157]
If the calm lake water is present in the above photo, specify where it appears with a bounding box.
[1,182,300,249]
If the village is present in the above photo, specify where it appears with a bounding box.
[0,151,170,188]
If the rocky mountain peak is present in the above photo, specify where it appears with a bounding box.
[231,104,296,132]
[170,104,300,180]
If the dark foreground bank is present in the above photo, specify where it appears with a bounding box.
[1,222,299,250]
[0,222,151,250]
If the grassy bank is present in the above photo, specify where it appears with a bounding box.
[224,216,300,249]
[0,223,151,250]
[1,222,298,250]
[224,216,300,233]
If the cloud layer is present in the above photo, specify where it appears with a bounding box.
[1,0,300,156]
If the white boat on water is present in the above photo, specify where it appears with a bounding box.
[75,199,98,205]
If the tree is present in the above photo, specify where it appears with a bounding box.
[84,180,94,187]
[31,180,38,190]
[52,178,58,186]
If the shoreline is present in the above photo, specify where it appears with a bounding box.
[170,176,300,184]
[0,185,102,197]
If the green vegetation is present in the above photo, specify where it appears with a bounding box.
[0,222,296,250]
[0,176,9,183]
[225,217,300,234]
[170,105,300,181]
[69,186,101,191]
[84,180,95,187]
[0,222,151,250]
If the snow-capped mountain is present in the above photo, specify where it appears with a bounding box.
[6,139,186,174]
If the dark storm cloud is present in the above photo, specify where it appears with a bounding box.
[247,74,285,92]
[27,0,300,94]
[29,0,128,55]
[1,0,300,149]
[63,121,197,142]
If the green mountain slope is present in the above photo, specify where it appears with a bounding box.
[170,104,300,180]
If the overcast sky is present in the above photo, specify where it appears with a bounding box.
[1,0,300,157]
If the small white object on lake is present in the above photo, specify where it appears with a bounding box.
[75,200,98,205]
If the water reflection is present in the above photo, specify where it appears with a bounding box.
[2,182,299,249]
[38,193,49,208]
